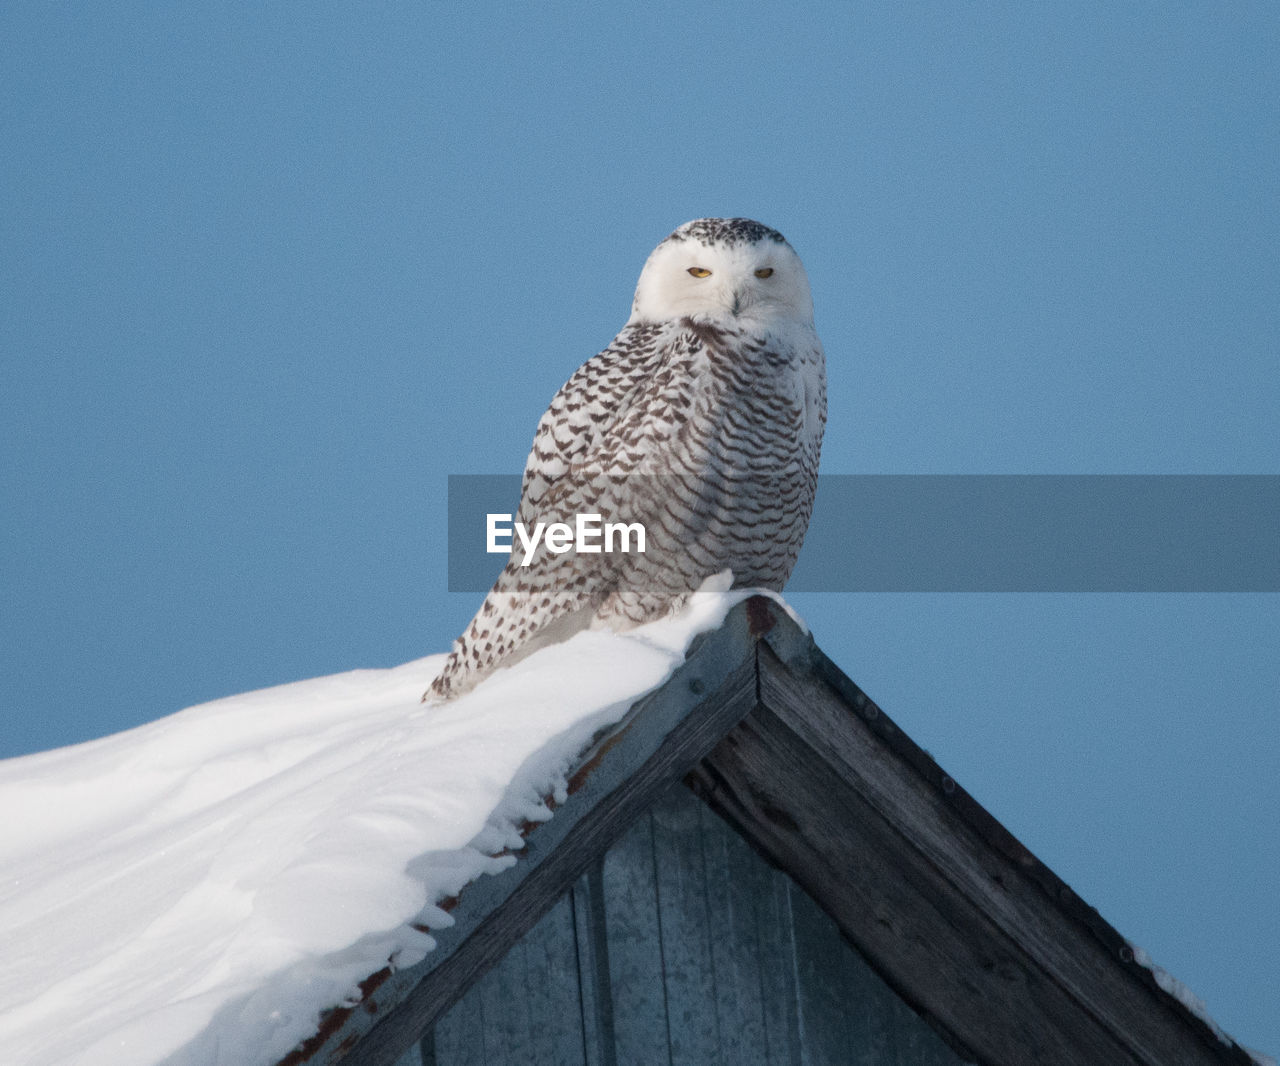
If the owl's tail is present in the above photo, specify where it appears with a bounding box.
[422,547,701,703]
[422,584,598,703]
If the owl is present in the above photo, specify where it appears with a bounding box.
[425,218,826,701]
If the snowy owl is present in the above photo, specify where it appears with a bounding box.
[426,218,826,701]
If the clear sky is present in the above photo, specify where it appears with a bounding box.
[2,3,1277,1056]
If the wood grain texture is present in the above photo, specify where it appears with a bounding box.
[686,636,1254,1066]
[571,863,617,1066]
[753,869,804,1066]
[431,782,964,1066]
[651,789,723,1065]
[600,808,672,1066]
[470,892,584,1066]
[694,799,771,1064]
[389,1042,422,1066]
[424,987,481,1066]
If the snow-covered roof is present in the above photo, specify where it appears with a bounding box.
[0,591,1269,1066]
[0,588,753,1066]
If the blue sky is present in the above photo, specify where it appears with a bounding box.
[2,3,1277,1056]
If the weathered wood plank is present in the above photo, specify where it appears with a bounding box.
[525,892,587,1066]
[886,983,965,1065]
[389,1043,421,1066]
[570,864,616,1066]
[475,929,534,1063]
[762,637,1252,1066]
[753,869,803,1066]
[759,618,1256,1066]
[432,877,588,1066]
[651,788,723,1065]
[426,989,482,1066]
[792,872,942,1066]
[427,877,599,1066]
[600,809,671,1065]
[465,892,585,1066]
[327,611,760,1066]
[431,775,969,1066]
[787,876,861,1066]
[686,636,1252,1066]
[695,799,771,1065]
[693,705,1093,1064]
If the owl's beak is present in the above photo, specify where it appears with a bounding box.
[730,289,743,316]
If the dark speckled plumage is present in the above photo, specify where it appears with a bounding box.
[664,217,788,248]
[426,219,825,702]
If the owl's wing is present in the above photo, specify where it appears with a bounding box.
[517,322,669,523]
[423,323,689,703]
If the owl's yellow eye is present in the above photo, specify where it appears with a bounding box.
[687,267,712,278]
[754,268,774,278]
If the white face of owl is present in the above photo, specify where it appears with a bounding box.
[628,218,815,328]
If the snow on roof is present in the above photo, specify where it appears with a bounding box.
[1129,945,1276,1066]
[0,585,753,1066]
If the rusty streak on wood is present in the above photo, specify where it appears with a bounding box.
[744,595,778,637]
[277,969,393,1066]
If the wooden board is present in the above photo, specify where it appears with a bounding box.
[684,632,1256,1066]
[429,784,967,1066]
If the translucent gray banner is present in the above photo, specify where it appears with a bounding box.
[446,475,1280,593]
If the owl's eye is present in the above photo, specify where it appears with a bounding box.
[754,268,774,278]
[687,267,712,278]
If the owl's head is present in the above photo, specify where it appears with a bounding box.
[628,218,815,328]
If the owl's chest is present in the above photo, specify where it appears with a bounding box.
[649,326,799,406]
[600,321,822,467]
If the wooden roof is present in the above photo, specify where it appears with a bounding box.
[279,597,1257,1066]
